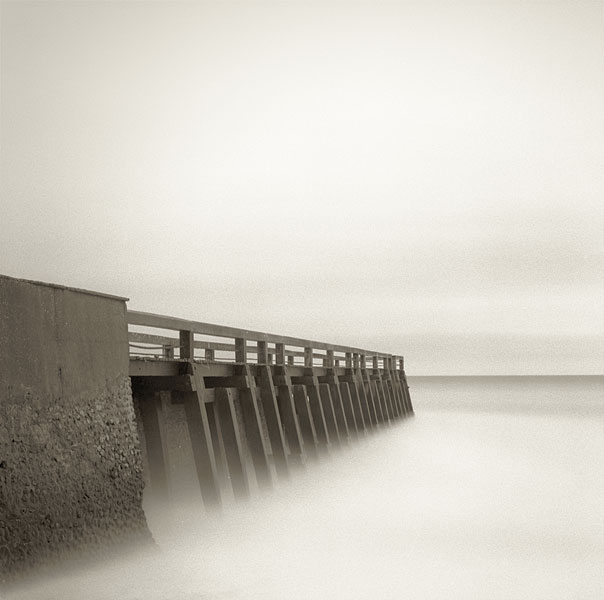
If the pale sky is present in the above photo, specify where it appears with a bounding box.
[1,0,603,374]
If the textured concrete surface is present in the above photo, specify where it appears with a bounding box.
[0,275,151,580]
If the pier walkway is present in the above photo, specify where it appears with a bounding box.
[127,310,414,508]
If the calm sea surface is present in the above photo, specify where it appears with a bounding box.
[9,376,604,600]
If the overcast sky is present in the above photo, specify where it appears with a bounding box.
[1,0,602,374]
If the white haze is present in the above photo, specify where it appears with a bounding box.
[7,378,604,600]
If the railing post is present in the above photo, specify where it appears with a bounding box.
[257,340,268,365]
[180,329,194,361]
[276,343,286,366]
[304,347,313,368]
[235,337,247,364]
[345,352,352,369]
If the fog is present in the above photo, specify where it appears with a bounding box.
[7,378,604,600]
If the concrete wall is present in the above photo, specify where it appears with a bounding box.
[0,275,150,580]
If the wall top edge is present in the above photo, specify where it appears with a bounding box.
[0,273,129,302]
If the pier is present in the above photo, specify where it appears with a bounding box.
[0,274,413,578]
[128,310,413,508]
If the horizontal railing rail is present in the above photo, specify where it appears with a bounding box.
[127,310,405,370]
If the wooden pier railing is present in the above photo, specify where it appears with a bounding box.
[127,310,413,508]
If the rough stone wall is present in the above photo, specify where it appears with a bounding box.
[0,275,151,581]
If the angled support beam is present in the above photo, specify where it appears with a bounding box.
[339,382,360,437]
[373,358,393,423]
[370,379,386,423]
[388,358,406,417]
[370,358,389,423]
[347,352,368,433]
[382,358,400,419]
[214,387,250,501]
[339,373,367,434]
[352,367,373,429]
[361,364,384,427]
[302,348,333,452]
[357,356,377,428]
[291,384,319,459]
[324,369,353,441]
[381,358,398,420]
[318,382,341,447]
[300,370,331,453]
[205,401,229,490]
[394,357,409,415]
[138,390,171,505]
[379,376,394,423]
[404,372,414,415]
[182,366,222,509]
[257,364,290,479]
[397,359,414,415]
[237,365,274,489]
[390,375,404,418]
[273,366,306,465]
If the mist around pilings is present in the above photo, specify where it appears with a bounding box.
[6,376,604,600]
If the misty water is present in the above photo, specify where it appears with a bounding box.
[8,376,604,599]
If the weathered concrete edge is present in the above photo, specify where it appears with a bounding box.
[0,273,129,302]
